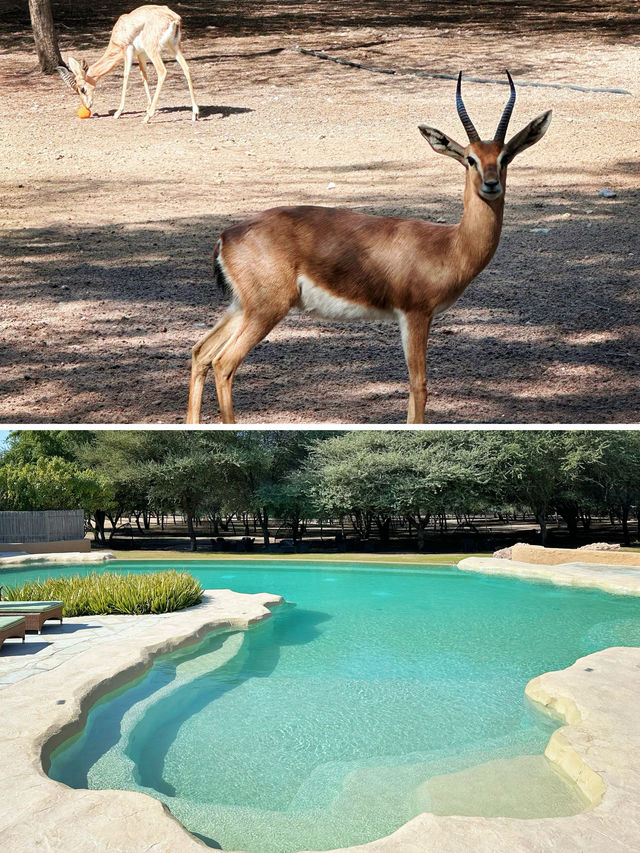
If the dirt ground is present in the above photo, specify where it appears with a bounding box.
[0,1,638,424]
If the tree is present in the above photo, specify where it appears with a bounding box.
[0,457,108,514]
[589,432,640,546]
[474,431,609,546]
[28,0,63,73]
[217,432,317,547]
[390,433,490,549]
[307,432,397,541]
[143,432,235,551]
[308,432,491,549]
[76,432,158,544]
[2,430,85,465]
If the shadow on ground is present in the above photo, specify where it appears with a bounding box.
[1,170,638,424]
[2,0,639,47]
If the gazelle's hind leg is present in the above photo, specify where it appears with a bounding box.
[186,310,242,423]
[173,48,199,120]
[212,310,289,423]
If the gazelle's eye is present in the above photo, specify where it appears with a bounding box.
[466,156,477,168]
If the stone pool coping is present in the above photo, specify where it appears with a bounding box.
[0,589,283,853]
[0,550,116,568]
[2,586,640,852]
[458,555,640,596]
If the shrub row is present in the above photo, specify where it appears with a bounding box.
[3,570,203,616]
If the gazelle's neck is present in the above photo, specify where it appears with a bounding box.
[454,178,505,281]
[86,42,123,85]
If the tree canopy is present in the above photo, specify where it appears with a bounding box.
[0,429,638,550]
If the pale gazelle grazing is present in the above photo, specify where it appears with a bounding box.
[57,5,198,122]
[187,72,551,424]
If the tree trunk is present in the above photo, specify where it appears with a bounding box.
[536,511,548,546]
[621,506,630,546]
[28,0,63,72]
[375,516,390,544]
[291,515,300,543]
[106,512,121,542]
[557,504,578,542]
[256,507,270,547]
[187,512,197,551]
[94,509,107,546]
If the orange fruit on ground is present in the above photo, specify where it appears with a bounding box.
[77,106,91,119]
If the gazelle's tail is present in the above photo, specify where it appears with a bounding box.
[212,239,230,295]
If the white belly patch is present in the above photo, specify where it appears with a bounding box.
[296,275,393,322]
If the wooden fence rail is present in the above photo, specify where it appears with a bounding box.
[0,510,85,543]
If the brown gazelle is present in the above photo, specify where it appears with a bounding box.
[187,72,551,424]
[57,5,198,123]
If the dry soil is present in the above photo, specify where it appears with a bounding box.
[1,1,638,423]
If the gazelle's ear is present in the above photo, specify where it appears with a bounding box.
[56,65,76,89]
[67,56,83,77]
[501,110,552,165]
[81,58,89,72]
[418,125,467,164]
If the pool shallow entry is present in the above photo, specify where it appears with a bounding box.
[44,561,640,853]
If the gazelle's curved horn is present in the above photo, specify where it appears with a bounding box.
[494,70,516,143]
[456,72,480,143]
[56,65,76,90]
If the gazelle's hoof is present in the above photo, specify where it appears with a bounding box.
[113,110,122,119]
[192,109,199,122]
[143,111,153,124]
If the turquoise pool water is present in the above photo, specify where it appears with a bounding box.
[9,560,640,852]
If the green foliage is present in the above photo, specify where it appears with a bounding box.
[307,431,489,519]
[3,570,203,616]
[2,428,639,547]
[0,457,109,512]
[1,430,86,465]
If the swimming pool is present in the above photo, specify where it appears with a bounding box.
[12,560,640,852]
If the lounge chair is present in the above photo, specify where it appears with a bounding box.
[0,615,26,650]
[0,601,63,634]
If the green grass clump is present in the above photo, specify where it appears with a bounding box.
[3,570,203,617]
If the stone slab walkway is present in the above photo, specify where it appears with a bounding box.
[1,611,178,689]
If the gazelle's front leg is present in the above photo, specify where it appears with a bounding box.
[137,55,152,109]
[114,47,134,119]
[144,52,167,123]
[399,311,432,424]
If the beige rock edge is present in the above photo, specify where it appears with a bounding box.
[458,555,640,596]
[0,550,116,568]
[0,589,283,853]
[513,543,640,569]
[3,585,640,852]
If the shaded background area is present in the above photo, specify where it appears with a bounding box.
[0,1,638,423]
[2,0,640,43]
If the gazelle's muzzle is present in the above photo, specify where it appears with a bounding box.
[479,177,503,200]
[475,161,503,200]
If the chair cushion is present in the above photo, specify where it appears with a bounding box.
[0,615,26,629]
